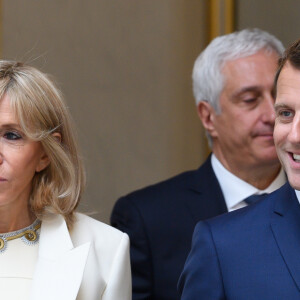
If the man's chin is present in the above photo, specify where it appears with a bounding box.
[285,167,300,191]
[255,151,280,165]
[288,178,300,191]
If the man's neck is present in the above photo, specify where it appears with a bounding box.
[213,152,281,190]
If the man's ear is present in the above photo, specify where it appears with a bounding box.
[35,132,62,173]
[197,101,218,138]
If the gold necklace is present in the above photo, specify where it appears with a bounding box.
[0,219,41,253]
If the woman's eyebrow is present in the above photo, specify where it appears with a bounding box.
[0,123,21,128]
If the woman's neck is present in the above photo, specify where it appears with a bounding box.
[0,205,35,233]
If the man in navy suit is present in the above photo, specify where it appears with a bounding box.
[178,39,300,299]
[111,29,286,300]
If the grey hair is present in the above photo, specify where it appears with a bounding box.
[193,28,284,109]
[193,28,284,146]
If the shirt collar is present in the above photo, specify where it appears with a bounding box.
[211,154,286,211]
[294,189,300,205]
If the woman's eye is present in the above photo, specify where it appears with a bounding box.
[4,131,22,140]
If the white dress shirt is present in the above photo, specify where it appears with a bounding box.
[211,154,286,212]
[294,190,300,205]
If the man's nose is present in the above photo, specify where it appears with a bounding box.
[288,114,300,144]
[261,94,276,124]
[0,139,4,165]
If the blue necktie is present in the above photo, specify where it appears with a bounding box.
[244,193,267,205]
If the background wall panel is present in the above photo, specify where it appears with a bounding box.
[2,1,208,222]
[236,0,300,46]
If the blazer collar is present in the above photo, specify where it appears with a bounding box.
[185,154,228,222]
[30,214,91,300]
[188,154,216,193]
[271,183,300,292]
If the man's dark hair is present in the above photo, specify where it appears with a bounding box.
[275,39,300,88]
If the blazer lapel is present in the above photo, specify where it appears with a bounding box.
[271,183,300,292]
[185,155,228,222]
[30,214,91,300]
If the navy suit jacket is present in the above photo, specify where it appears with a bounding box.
[110,156,228,300]
[179,183,300,299]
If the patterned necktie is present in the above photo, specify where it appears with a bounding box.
[244,193,268,205]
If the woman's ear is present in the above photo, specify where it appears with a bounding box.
[35,150,50,173]
[52,132,62,143]
[197,101,218,138]
[35,132,62,173]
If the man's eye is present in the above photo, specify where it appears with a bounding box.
[4,131,22,140]
[244,98,257,103]
[280,111,292,117]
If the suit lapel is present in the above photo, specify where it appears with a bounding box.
[30,214,91,300]
[271,183,300,292]
[185,155,228,223]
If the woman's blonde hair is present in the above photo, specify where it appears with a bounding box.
[0,60,85,227]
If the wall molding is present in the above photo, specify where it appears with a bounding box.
[209,0,235,40]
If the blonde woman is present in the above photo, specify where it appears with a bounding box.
[0,61,131,300]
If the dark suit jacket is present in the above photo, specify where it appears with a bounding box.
[110,156,228,300]
[179,182,300,299]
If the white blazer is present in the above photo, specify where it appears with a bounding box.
[30,213,131,300]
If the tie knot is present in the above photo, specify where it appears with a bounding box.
[244,193,268,205]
